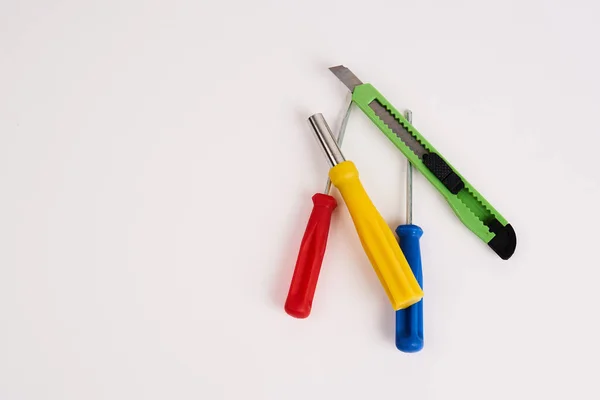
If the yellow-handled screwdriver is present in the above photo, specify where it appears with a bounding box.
[307,113,423,310]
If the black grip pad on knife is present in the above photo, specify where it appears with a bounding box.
[422,152,465,194]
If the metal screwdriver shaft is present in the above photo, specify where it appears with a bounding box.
[405,109,413,225]
[324,102,352,194]
[395,109,425,352]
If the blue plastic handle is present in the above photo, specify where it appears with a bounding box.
[395,224,424,352]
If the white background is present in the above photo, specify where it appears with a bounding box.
[2,1,600,399]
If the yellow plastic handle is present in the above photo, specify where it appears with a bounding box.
[329,161,423,310]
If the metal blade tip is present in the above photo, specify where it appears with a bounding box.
[329,65,362,92]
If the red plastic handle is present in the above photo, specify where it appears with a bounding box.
[284,193,337,318]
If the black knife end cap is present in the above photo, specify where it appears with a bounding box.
[488,223,516,260]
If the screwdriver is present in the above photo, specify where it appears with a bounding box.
[307,113,423,311]
[284,102,353,318]
[395,109,425,352]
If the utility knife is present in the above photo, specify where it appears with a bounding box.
[329,65,516,260]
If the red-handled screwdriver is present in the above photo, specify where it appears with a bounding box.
[284,102,352,318]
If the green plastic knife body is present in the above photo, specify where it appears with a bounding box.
[329,65,516,260]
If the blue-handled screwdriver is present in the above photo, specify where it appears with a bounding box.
[395,109,425,353]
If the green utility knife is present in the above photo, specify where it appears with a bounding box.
[329,65,516,260]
